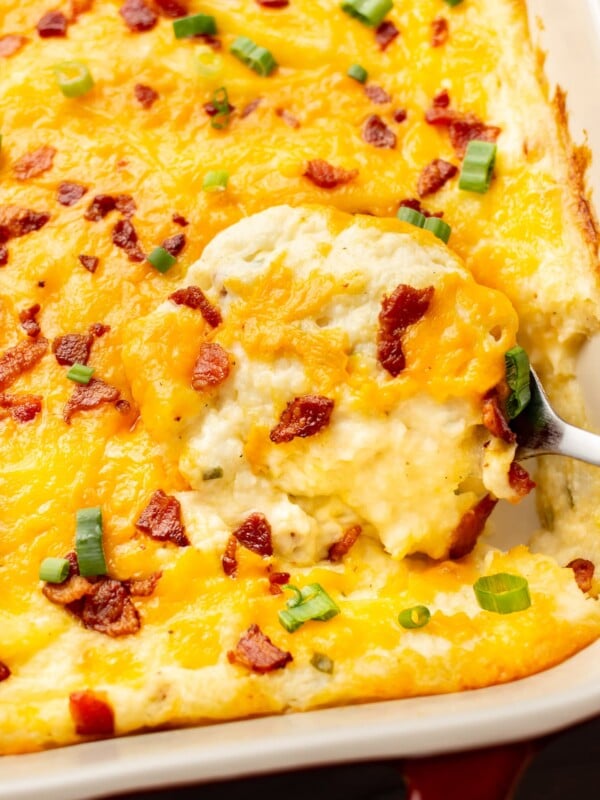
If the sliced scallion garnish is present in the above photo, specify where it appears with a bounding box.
[75,506,107,578]
[423,216,451,244]
[444,0,464,6]
[311,652,334,673]
[347,64,368,83]
[67,363,94,384]
[39,557,70,583]
[202,466,223,481]
[473,573,531,614]
[340,0,393,28]
[147,246,177,274]
[398,605,431,629]
[505,345,531,419]
[203,170,229,192]
[209,86,232,130]
[230,36,277,77]
[278,583,340,633]
[458,140,497,194]
[55,61,94,98]
[397,206,426,228]
[173,13,217,39]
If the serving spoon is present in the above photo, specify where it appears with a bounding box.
[512,369,600,466]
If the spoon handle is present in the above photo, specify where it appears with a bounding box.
[556,423,600,467]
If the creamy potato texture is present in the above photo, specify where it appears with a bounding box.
[1,0,600,754]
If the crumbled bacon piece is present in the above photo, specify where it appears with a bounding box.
[19,304,41,338]
[84,195,116,221]
[13,146,56,180]
[90,322,110,338]
[69,691,115,736]
[377,285,434,377]
[567,558,595,594]
[233,512,273,557]
[364,84,391,105]
[136,489,190,547]
[172,212,188,227]
[0,205,50,240]
[43,574,93,605]
[57,181,88,206]
[120,0,157,31]
[417,159,458,198]
[449,494,498,559]
[433,89,450,108]
[63,378,121,423]
[431,16,449,47]
[398,198,443,219]
[276,108,300,128]
[78,254,99,273]
[126,572,161,596]
[304,159,358,189]
[112,219,145,261]
[328,524,362,562]
[162,233,186,257]
[0,245,7,266]
[52,332,93,365]
[115,398,131,414]
[255,0,289,6]
[0,337,48,392]
[375,19,399,50]
[169,286,222,327]
[195,34,221,50]
[222,535,238,577]
[152,0,187,16]
[36,10,68,38]
[508,462,536,497]
[0,393,42,423]
[134,83,159,109]
[0,35,29,58]
[482,393,515,443]
[191,343,231,391]
[81,579,141,636]
[425,94,501,158]
[393,109,407,123]
[362,114,396,149]
[268,571,290,595]
[270,395,334,443]
[115,194,136,218]
[227,624,292,674]
[241,98,262,118]
[0,662,10,682]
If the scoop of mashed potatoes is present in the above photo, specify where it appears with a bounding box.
[124,205,521,562]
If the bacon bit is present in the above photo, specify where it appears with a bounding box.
[0,337,48,392]
[362,114,396,149]
[13,146,56,181]
[328,524,362,562]
[241,98,262,118]
[78,254,99,273]
[0,206,50,241]
[57,181,88,206]
[115,194,136,218]
[227,624,292,674]
[508,462,536,497]
[425,94,501,158]
[431,16,449,47]
[69,691,115,736]
[162,233,186,257]
[43,574,93,605]
[0,662,10,682]
[567,558,595,594]
[233,512,273,557]
[90,322,110,338]
[0,393,42,423]
[63,377,121,423]
[417,158,458,198]
[393,109,407,123]
[19,304,41,338]
[169,286,222,327]
[449,494,498,559]
[152,0,187,16]
[191,342,231,391]
[270,395,334,444]
[36,10,68,37]
[375,19,399,50]
[195,33,221,50]
[377,285,434,377]
[81,579,141,636]
[398,198,442,219]
[136,489,190,547]
[134,83,159,109]
[433,89,450,108]
[120,0,157,31]
[364,84,391,105]
[255,0,289,6]
[276,108,300,128]
[115,398,131,414]
[482,393,515,443]
[222,535,238,577]
[112,219,145,262]
[268,571,290,595]
[0,245,7,267]
[172,212,189,227]
[0,34,29,58]
[52,332,93,365]
[84,195,116,221]
[126,572,161,596]
[303,159,358,190]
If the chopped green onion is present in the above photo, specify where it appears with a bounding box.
[397,206,426,228]
[444,0,464,6]
[474,573,531,614]
[458,140,497,194]
[203,170,229,192]
[39,557,70,584]
[279,583,341,633]
[55,61,94,98]
[197,50,223,78]
[75,507,107,578]
[423,216,452,244]
[147,246,177,274]
[347,64,368,83]
[230,36,277,77]
[505,345,531,419]
[311,652,334,673]
[173,13,217,39]
[66,363,94,384]
[202,466,223,481]
[209,86,232,130]
[340,0,393,28]
[398,605,431,629]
